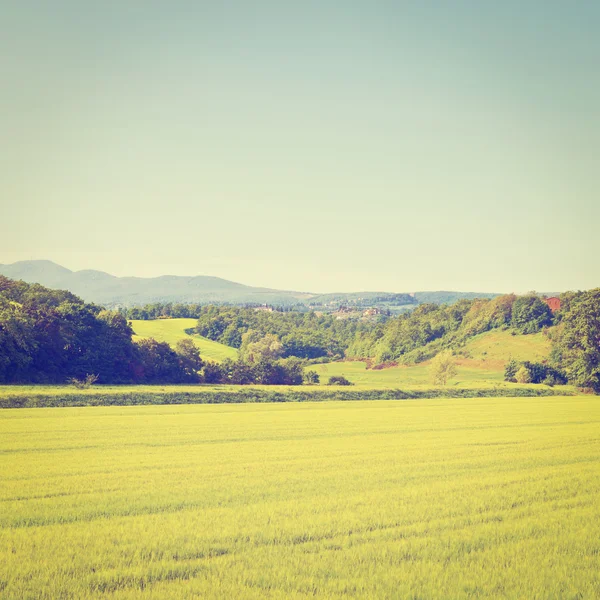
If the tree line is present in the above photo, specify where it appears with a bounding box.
[2,275,599,391]
[0,277,319,385]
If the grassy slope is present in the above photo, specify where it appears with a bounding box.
[310,360,504,387]
[1,397,598,599]
[130,318,238,362]
[461,329,552,365]
[309,329,553,388]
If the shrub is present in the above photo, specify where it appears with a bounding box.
[515,366,532,384]
[303,370,320,385]
[67,374,99,389]
[504,358,519,382]
[430,350,457,386]
[327,376,353,386]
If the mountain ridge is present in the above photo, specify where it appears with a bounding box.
[0,260,499,308]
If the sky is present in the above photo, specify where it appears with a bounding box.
[1,1,598,294]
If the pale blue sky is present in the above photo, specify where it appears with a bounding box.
[1,1,598,293]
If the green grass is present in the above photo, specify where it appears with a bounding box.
[461,329,552,364]
[311,360,507,388]
[1,397,598,599]
[130,318,239,362]
[308,330,554,389]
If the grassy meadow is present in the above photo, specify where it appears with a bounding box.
[130,318,239,362]
[461,330,552,365]
[1,396,599,599]
[311,360,505,388]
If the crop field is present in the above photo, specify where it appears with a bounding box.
[130,319,239,362]
[1,396,599,599]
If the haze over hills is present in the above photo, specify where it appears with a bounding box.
[0,260,500,308]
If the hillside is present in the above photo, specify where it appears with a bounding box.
[310,331,552,388]
[461,329,552,365]
[130,319,239,363]
[0,260,499,308]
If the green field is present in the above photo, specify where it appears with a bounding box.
[311,360,505,388]
[130,318,239,362]
[1,397,599,599]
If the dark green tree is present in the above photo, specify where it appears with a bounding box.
[511,295,552,334]
[550,289,600,391]
[175,339,203,381]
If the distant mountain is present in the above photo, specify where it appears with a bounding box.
[0,260,501,308]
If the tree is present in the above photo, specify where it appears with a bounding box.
[550,289,600,391]
[430,350,457,385]
[515,365,532,384]
[175,338,203,381]
[511,295,552,334]
[504,357,519,382]
[134,338,186,383]
[303,370,320,385]
[327,376,352,386]
[202,361,224,384]
[242,333,284,364]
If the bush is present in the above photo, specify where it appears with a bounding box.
[327,376,353,386]
[202,362,223,384]
[504,358,519,382]
[522,361,567,385]
[430,350,457,386]
[67,374,99,389]
[0,386,573,410]
[515,366,532,384]
[303,370,320,385]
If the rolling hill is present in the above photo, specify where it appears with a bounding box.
[130,319,239,363]
[0,260,502,308]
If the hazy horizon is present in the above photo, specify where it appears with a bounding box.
[0,257,576,296]
[2,1,599,293]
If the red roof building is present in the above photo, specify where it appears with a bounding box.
[544,297,561,312]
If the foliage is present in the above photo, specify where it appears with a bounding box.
[240,332,284,363]
[303,370,320,385]
[0,276,138,384]
[175,339,204,379]
[505,359,566,386]
[327,376,353,386]
[511,294,552,334]
[195,306,363,359]
[515,366,532,384]
[430,350,457,385]
[197,355,305,386]
[134,338,194,383]
[67,374,99,389]
[1,275,593,391]
[504,358,519,382]
[550,289,600,391]
[347,295,519,365]
[0,385,571,409]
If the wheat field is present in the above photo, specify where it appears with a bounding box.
[1,396,599,599]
